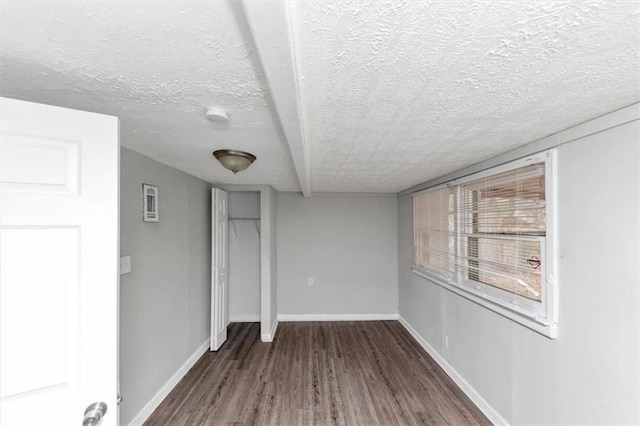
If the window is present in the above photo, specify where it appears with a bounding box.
[412,151,558,337]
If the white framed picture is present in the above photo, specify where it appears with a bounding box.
[142,183,159,222]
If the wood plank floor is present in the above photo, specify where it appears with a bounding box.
[145,321,490,425]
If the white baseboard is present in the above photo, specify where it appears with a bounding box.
[128,338,210,426]
[278,313,399,322]
[398,317,508,426]
[261,317,279,342]
[230,314,260,322]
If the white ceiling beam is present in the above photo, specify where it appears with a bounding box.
[241,0,312,196]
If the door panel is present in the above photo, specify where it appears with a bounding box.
[0,133,79,194]
[1,227,80,398]
[0,97,119,425]
[211,188,229,351]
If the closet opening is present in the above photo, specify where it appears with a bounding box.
[228,191,261,324]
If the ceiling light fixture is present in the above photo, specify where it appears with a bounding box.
[212,149,257,174]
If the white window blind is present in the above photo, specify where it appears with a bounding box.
[457,163,545,303]
[413,151,558,336]
[413,186,455,281]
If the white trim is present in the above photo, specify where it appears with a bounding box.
[412,150,549,197]
[558,102,639,145]
[215,184,268,193]
[310,191,398,198]
[230,314,260,323]
[127,338,210,426]
[398,317,509,426]
[241,1,312,196]
[261,318,279,342]
[411,149,559,338]
[286,1,312,197]
[278,313,399,322]
[399,102,639,196]
[411,267,557,338]
[259,186,276,343]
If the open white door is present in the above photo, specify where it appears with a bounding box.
[0,98,119,425]
[210,188,229,351]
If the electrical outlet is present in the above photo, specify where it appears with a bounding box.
[120,255,131,275]
[441,333,448,349]
[308,277,314,286]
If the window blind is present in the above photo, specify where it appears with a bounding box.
[456,163,546,302]
[413,185,455,281]
[414,161,547,308]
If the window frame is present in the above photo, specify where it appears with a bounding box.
[412,150,558,338]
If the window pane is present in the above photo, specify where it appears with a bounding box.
[411,153,556,331]
[460,236,542,302]
[460,163,546,236]
[457,162,545,302]
[414,187,455,278]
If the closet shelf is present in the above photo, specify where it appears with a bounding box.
[229,218,260,238]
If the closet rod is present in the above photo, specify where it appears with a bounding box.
[229,217,260,220]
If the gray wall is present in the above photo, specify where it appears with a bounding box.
[277,193,399,316]
[398,120,639,423]
[228,191,261,321]
[119,147,211,425]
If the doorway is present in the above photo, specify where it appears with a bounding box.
[228,191,261,323]
[211,184,278,347]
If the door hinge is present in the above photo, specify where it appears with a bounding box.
[117,394,123,405]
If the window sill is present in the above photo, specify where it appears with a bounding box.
[411,266,558,338]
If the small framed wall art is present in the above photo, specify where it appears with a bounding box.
[142,183,159,222]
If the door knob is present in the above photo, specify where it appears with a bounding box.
[83,401,107,426]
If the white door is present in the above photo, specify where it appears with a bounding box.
[0,98,119,425]
[210,188,229,351]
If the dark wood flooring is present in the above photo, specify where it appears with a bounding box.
[145,321,489,425]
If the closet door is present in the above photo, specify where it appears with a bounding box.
[210,188,229,351]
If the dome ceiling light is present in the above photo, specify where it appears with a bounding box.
[212,149,257,174]
[206,106,256,174]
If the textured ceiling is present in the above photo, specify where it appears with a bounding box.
[301,0,640,192]
[0,1,300,191]
[1,1,639,194]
